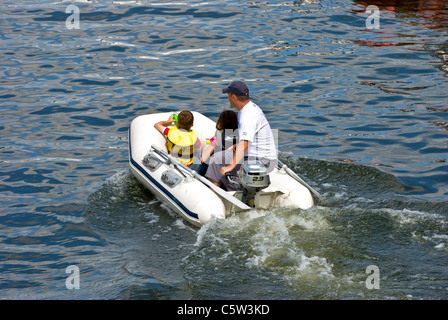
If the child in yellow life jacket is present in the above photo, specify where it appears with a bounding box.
[154,110,201,167]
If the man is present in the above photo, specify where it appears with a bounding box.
[205,80,277,190]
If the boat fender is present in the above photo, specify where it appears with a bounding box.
[161,170,182,187]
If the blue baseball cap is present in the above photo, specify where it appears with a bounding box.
[222,80,249,96]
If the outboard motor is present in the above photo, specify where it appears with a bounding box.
[238,160,271,207]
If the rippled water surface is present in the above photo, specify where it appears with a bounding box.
[1,0,447,299]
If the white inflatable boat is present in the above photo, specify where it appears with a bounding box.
[128,112,321,227]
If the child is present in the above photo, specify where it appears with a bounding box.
[200,110,239,171]
[154,110,201,167]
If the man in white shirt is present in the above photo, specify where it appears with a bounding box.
[205,80,277,190]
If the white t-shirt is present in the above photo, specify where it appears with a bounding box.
[238,101,277,161]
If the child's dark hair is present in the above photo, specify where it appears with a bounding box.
[216,110,238,131]
[177,110,194,130]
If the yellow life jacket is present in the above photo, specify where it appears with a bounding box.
[166,126,198,166]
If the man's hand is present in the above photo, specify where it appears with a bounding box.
[220,165,235,176]
[220,140,248,176]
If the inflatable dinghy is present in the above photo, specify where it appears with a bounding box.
[129,112,321,227]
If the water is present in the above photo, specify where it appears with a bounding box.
[0,0,447,300]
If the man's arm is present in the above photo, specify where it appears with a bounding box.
[220,140,248,176]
